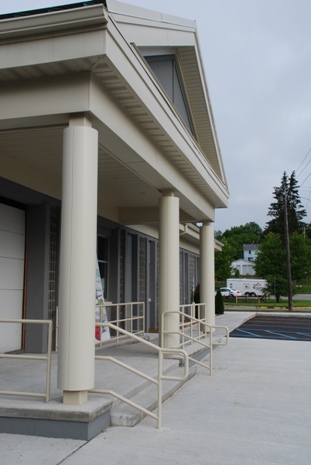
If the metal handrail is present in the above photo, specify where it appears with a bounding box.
[55,302,145,351]
[97,301,145,346]
[162,310,229,375]
[179,303,207,345]
[0,319,53,402]
[90,322,189,428]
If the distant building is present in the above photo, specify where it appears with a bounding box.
[231,244,259,276]
[231,259,256,276]
[243,244,259,262]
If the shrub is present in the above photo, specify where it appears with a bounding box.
[215,289,224,314]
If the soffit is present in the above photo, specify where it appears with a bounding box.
[176,47,224,181]
[0,125,164,214]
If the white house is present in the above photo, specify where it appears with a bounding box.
[243,244,259,262]
[231,259,256,276]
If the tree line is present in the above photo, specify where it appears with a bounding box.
[215,171,311,301]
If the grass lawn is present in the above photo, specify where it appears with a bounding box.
[217,279,311,311]
[224,298,311,311]
[298,283,311,293]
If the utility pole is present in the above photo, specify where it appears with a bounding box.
[283,181,293,311]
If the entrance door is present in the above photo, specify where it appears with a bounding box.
[0,203,25,352]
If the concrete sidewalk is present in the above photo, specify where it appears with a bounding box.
[1,311,311,465]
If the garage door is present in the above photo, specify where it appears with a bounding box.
[0,203,25,353]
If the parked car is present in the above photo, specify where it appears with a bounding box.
[219,287,242,298]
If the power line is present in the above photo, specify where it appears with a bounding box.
[296,157,311,178]
[296,146,311,176]
[300,171,311,187]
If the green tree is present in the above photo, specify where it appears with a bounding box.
[255,233,298,302]
[255,232,286,279]
[265,171,306,243]
[302,223,311,239]
[221,222,263,259]
[290,232,311,284]
[264,276,288,303]
[215,289,224,314]
[214,239,235,281]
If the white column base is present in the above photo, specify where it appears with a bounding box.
[63,390,88,405]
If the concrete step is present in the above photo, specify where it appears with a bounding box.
[110,364,196,427]
[0,335,215,439]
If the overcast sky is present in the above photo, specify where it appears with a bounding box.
[1,0,311,233]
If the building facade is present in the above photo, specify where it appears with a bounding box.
[0,0,229,405]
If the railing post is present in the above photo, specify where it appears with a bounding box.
[157,351,163,428]
[46,320,53,402]
[209,329,213,375]
[0,319,53,401]
[92,322,188,428]
[55,306,59,352]
[117,305,120,343]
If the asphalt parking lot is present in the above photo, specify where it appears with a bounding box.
[230,315,311,341]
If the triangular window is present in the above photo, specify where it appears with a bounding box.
[145,55,194,134]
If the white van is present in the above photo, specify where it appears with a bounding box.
[226,278,267,297]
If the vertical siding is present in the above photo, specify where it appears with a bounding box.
[139,237,146,303]
[119,229,125,302]
[48,208,58,346]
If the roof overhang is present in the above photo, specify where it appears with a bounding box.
[0,1,229,225]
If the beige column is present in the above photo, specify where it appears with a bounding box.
[159,191,180,348]
[200,221,215,327]
[57,115,98,405]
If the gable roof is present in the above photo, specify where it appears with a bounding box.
[243,244,259,252]
[106,0,228,187]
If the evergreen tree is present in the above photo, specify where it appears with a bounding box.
[265,171,306,242]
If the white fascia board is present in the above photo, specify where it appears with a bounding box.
[117,22,196,48]
[0,3,108,39]
[192,32,228,187]
[0,73,91,122]
[124,224,201,254]
[106,0,195,31]
[179,238,199,255]
[0,28,106,71]
[215,239,223,252]
[107,0,196,49]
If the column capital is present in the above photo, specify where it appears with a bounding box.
[161,189,175,198]
[69,113,92,127]
[201,220,213,228]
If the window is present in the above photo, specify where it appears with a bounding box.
[97,236,108,299]
[145,55,194,134]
